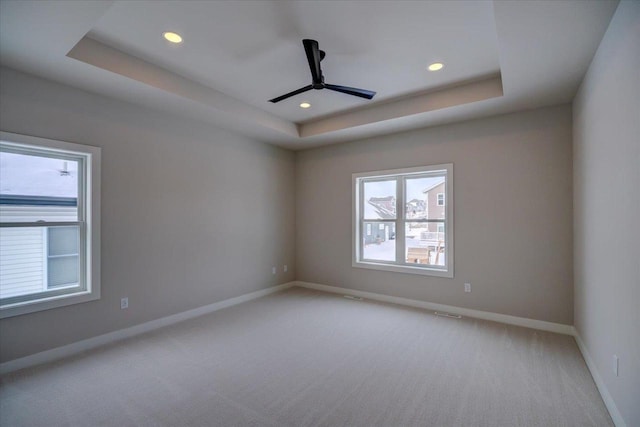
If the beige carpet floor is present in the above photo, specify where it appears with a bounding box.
[0,287,612,427]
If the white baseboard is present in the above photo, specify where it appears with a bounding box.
[0,282,295,375]
[295,281,575,335]
[573,331,626,427]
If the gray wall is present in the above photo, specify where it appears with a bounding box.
[0,68,296,363]
[296,105,574,325]
[573,1,640,426]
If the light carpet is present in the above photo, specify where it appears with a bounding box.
[0,287,612,426]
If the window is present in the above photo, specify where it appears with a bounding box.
[353,164,453,277]
[0,132,100,318]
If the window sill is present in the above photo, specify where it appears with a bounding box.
[352,260,454,278]
[0,289,100,319]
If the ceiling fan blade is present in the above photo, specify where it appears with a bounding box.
[268,85,313,103]
[325,84,376,100]
[302,39,323,84]
[269,40,376,104]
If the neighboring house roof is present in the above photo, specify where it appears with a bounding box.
[0,195,77,206]
[365,196,396,219]
[422,179,445,194]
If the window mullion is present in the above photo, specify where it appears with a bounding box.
[359,179,364,262]
[396,177,404,264]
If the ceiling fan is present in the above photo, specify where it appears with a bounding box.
[269,39,376,103]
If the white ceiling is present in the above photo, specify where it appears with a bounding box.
[0,0,619,149]
[88,0,501,123]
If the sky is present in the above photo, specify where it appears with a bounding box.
[364,176,444,201]
[0,151,78,198]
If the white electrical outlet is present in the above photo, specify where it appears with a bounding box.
[272,267,276,275]
[464,283,471,293]
[613,355,619,376]
[120,297,129,309]
[284,265,288,272]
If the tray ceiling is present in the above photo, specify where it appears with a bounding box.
[0,0,618,149]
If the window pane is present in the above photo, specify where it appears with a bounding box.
[0,150,78,222]
[48,256,79,288]
[48,226,79,257]
[362,221,396,261]
[405,222,445,266]
[0,226,81,299]
[405,176,445,220]
[363,180,396,219]
[47,226,80,288]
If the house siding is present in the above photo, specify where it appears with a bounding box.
[0,227,45,298]
[424,182,445,233]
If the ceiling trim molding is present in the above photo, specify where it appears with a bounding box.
[67,37,504,141]
[67,37,299,138]
[299,75,503,138]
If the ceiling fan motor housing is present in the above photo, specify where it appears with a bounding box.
[269,39,376,103]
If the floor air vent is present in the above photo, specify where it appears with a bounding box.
[434,311,462,319]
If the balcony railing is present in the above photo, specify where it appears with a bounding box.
[419,231,445,242]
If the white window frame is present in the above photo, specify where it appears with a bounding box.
[0,131,101,318]
[437,193,445,206]
[352,164,453,278]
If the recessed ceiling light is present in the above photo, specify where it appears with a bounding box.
[163,32,183,44]
[428,62,444,71]
[300,102,311,109]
